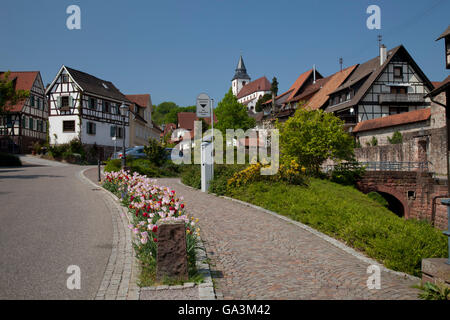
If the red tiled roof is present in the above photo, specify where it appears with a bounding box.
[236,76,271,99]
[429,75,450,97]
[163,123,177,135]
[0,71,39,112]
[177,112,217,131]
[125,94,151,107]
[352,108,431,133]
[305,65,358,110]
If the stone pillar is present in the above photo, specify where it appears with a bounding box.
[156,220,188,282]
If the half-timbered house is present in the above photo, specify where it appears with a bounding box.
[46,66,131,159]
[0,71,48,153]
[326,45,434,130]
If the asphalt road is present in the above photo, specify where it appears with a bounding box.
[0,157,112,299]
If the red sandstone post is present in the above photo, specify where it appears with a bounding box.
[156,220,188,282]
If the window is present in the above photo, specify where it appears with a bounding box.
[110,125,123,138]
[62,74,69,83]
[86,122,96,135]
[61,96,70,108]
[30,95,35,107]
[393,66,403,79]
[29,118,34,130]
[89,97,97,109]
[22,117,26,128]
[390,86,407,94]
[63,120,75,132]
[103,101,110,113]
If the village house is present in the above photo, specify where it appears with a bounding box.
[174,112,216,150]
[231,56,272,113]
[45,66,132,160]
[0,71,48,153]
[125,94,162,146]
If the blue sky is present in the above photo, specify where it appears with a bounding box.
[1,0,449,106]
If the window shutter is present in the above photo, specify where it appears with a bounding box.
[93,123,96,134]
[57,96,61,109]
[110,125,115,137]
[69,96,74,107]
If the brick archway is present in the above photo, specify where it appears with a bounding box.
[364,185,410,219]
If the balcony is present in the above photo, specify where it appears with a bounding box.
[378,93,425,105]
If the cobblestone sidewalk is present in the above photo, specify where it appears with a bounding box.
[155,178,421,300]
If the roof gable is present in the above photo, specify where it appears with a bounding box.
[236,76,271,99]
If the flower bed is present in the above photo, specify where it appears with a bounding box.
[103,169,202,286]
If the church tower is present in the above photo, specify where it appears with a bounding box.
[231,55,251,96]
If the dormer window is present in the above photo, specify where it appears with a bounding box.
[102,83,109,89]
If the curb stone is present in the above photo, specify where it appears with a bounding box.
[78,167,140,300]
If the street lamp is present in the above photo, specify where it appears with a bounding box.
[119,103,128,169]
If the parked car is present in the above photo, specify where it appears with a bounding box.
[125,146,146,159]
[164,148,184,162]
[110,148,133,160]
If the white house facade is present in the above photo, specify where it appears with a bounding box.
[46,65,131,159]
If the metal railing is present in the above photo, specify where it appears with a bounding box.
[324,161,431,173]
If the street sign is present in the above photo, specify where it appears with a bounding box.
[196,93,211,118]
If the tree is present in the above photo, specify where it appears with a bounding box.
[0,71,29,114]
[270,77,278,96]
[214,88,256,133]
[255,93,272,112]
[278,109,354,173]
[152,101,178,125]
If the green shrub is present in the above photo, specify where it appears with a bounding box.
[416,281,450,300]
[208,164,247,195]
[129,158,161,178]
[226,179,448,276]
[0,152,22,166]
[388,131,403,145]
[330,161,365,186]
[144,138,166,166]
[104,159,122,172]
[181,165,201,189]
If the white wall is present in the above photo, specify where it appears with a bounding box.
[49,115,80,145]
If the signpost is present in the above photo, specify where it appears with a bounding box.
[197,93,214,192]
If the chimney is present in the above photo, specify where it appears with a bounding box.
[313,64,316,84]
[380,44,387,66]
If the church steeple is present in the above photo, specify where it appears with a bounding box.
[232,55,251,81]
[232,55,251,96]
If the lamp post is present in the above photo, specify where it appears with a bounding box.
[120,103,128,169]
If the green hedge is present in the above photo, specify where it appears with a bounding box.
[226,179,448,276]
[104,158,181,178]
[0,152,22,166]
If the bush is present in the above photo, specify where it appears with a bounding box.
[0,152,22,166]
[208,164,247,195]
[104,159,122,172]
[144,138,166,166]
[226,179,448,276]
[181,165,201,189]
[388,131,403,144]
[227,160,307,189]
[330,161,365,186]
[48,138,88,163]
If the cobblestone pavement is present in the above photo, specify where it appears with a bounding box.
[155,178,421,300]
